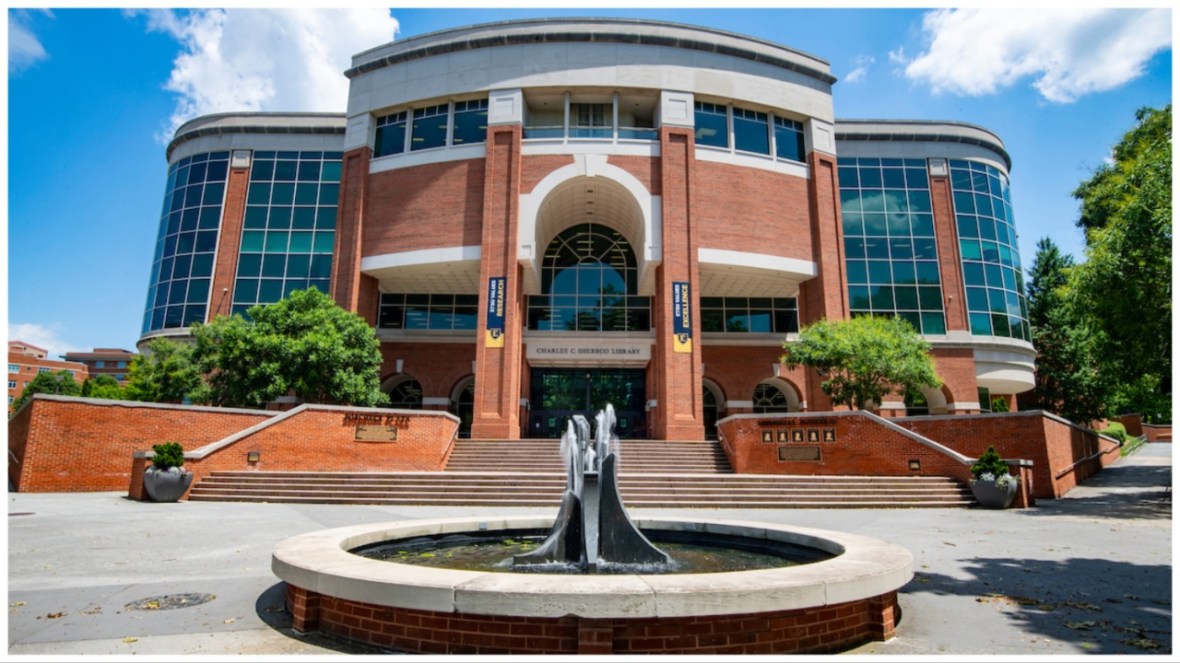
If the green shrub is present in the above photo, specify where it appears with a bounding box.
[990,397,1010,413]
[1099,421,1128,442]
[969,446,1010,480]
[150,442,185,471]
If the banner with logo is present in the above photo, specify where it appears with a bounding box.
[672,281,692,353]
[485,276,506,348]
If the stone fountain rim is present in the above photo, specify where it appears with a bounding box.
[272,516,913,619]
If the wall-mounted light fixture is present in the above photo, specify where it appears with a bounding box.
[247,451,261,463]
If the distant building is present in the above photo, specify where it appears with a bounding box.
[7,341,89,412]
[61,348,138,384]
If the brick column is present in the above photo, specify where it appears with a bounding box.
[471,126,524,439]
[929,172,969,331]
[331,146,372,313]
[652,127,705,441]
[799,151,849,412]
[207,158,252,319]
[286,585,321,633]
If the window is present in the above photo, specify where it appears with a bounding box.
[387,379,424,409]
[117,361,127,368]
[411,104,448,151]
[451,99,488,145]
[374,111,407,157]
[774,117,805,162]
[115,374,125,381]
[38,368,50,374]
[7,381,15,389]
[67,371,75,378]
[732,107,769,155]
[8,364,17,373]
[700,297,798,334]
[950,160,1029,342]
[838,157,946,335]
[95,361,105,368]
[571,103,611,139]
[693,102,729,149]
[231,151,340,315]
[378,294,479,331]
[7,396,12,405]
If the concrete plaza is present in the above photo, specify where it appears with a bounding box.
[7,443,1172,657]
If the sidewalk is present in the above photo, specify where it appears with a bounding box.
[7,443,1172,657]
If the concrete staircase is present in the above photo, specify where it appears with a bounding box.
[186,438,974,508]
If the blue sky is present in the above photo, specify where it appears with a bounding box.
[5,6,1173,359]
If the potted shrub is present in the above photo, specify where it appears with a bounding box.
[143,442,193,502]
[969,446,1019,509]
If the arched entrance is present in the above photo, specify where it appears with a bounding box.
[449,377,475,438]
[703,379,726,440]
[383,375,424,409]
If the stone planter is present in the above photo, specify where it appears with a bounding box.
[970,478,1018,509]
[144,467,194,502]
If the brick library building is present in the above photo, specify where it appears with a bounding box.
[137,18,1035,442]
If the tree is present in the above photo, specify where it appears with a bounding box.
[80,374,125,400]
[781,315,941,410]
[1070,105,1171,421]
[189,288,385,408]
[11,370,82,413]
[124,337,202,403]
[1021,237,1108,425]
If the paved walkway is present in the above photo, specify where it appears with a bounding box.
[7,443,1172,656]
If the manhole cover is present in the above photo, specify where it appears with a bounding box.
[125,593,216,611]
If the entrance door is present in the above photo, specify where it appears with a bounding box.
[529,368,646,439]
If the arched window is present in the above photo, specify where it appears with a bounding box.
[527,224,650,332]
[387,378,423,409]
[752,382,791,414]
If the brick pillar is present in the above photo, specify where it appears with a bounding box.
[207,158,252,319]
[652,127,705,441]
[471,126,524,439]
[799,151,849,412]
[331,146,372,313]
[929,173,969,331]
[868,591,899,641]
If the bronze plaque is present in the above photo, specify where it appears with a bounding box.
[355,426,398,442]
[807,429,820,443]
[761,429,774,444]
[823,427,837,443]
[776,429,789,443]
[779,446,821,461]
[791,429,805,443]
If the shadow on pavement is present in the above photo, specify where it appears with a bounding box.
[905,556,1172,655]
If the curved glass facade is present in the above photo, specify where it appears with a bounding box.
[142,151,230,334]
[949,159,1029,341]
[231,150,342,315]
[838,157,946,335]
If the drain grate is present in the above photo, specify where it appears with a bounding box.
[124,593,216,611]
[9,513,34,517]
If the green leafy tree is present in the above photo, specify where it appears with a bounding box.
[1022,237,1108,425]
[189,288,385,408]
[11,370,82,413]
[781,315,941,410]
[124,337,202,403]
[80,374,125,400]
[1071,105,1171,421]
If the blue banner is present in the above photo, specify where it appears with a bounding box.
[485,276,506,348]
[672,281,692,353]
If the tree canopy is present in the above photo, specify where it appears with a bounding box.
[124,337,202,404]
[1068,105,1171,421]
[11,370,82,414]
[80,374,125,401]
[189,288,385,408]
[781,315,942,410]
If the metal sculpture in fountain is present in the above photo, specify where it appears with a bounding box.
[514,404,671,572]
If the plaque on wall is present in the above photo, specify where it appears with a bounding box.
[761,430,774,444]
[355,426,398,442]
[779,446,821,461]
[791,429,805,443]
[776,429,789,443]
[807,429,820,443]
[823,428,837,443]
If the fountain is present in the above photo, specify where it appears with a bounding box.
[272,407,914,654]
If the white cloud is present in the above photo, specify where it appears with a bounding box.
[9,10,50,74]
[843,55,875,84]
[8,323,86,361]
[904,8,1171,103]
[131,9,400,140]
